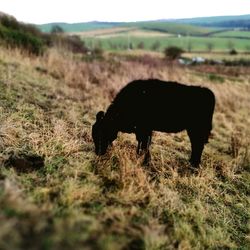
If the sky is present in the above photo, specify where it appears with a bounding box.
[1,0,250,24]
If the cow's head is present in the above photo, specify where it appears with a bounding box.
[92,111,117,155]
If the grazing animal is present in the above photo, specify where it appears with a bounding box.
[92,79,215,167]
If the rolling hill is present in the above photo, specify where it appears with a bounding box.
[37,14,250,34]
[38,21,122,33]
[38,21,214,36]
[172,14,250,27]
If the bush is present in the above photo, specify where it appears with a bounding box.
[0,14,87,56]
[208,74,224,83]
[67,36,87,53]
[229,49,238,55]
[164,46,184,60]
[0,24,44,55]
[0,15,45,55]
[51,25,64,34]
[151,41,161,51]
[53,35,88,54]
[137,42,145,50]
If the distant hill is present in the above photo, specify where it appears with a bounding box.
[37,14,250,35]
[172,14,250,28]
[38,21,214,36]
[129,21,214,36]
[173,14,250,24]
[38,21,122,33]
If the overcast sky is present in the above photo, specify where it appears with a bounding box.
[1,0,250,24]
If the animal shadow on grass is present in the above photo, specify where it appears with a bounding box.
[4,151,45,173]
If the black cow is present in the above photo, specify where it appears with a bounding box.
[92,79,215,167]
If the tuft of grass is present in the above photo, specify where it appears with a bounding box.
[207,73,225,83]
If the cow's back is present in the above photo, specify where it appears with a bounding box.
[108,79,215,133]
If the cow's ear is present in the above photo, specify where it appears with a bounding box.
[96,111,105,121]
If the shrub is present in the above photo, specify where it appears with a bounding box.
[92,46,103,58]
[137,41,145,50]
[0,14,87,55]
[151,41,161,51]
[54,35,88,54]
[0,15,45,55]
[164,46,184,60]
[208,74,225,83]
[229,49,238,55]
[0,24,44,55]
[51,25,64,34]
[129,42,134,50]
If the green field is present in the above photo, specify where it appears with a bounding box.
[211,30,250,38]
[76,23,250,53]
[84,34,250,52]
[126,22,214,36]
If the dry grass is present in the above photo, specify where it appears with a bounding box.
[0,46,249,250]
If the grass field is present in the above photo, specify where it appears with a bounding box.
[75,23,250,53]
[211,30,250,38]
[83,34,250,52]
[0,47,250,249]
[125,22,214,36]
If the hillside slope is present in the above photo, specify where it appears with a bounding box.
[0,47,250,249]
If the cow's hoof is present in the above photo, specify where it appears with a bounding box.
[190,166,200,175]
[189,158,200,167]
[142,157,151,167]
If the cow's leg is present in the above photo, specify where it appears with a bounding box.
[187,130,205,168]
[136,131,146,155]
[136,140,142,155]
[136,130,152,165]
[142,132,152,165]
[190,141,204,167]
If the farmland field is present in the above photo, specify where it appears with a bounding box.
[211,30,250,38]
[83,34,250,52]
[70,21,250,53]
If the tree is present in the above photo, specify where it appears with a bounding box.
[245,45,250,52]
[151,41,161,51]
[206,42,214,53]
[187,41,193,53]
[129,42,133,50]
[229,49,237,55]
[137,41,145,50]
[51,25,64,34]
[227,40,235,51]
[164,46,184,60]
